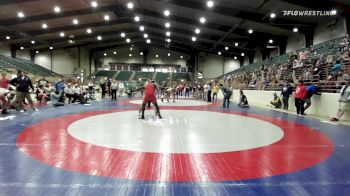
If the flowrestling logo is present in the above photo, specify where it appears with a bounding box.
[283,10,337,16]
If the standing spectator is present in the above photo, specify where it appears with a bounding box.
[294,80,307,116]
[9,70,38,112]
[184,84,190,98]
[178,83,184,96]
[111,80,118,101]
[330,75,350,121]
[54,78,65,93]
[304,84,321,112]
[281,81,293,110]
[238,89,249,108]
[0,73,10,89]
[220,84,232,108]
[100,79,107,98]
[107,78,112,98]
[212,83,220,102]
[270,93,282,108]
[207,82,212,102]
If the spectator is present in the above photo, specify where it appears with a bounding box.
[107,78,111,97]
[50,89,64,107]
[328,60,342,80]
[64,84,76,104]
[294,80,307,116]
[111,80,118,101]
[270,93,282,108]
[35,84,48,104]
[304,83,321,112]
[238,89,249,108]
[0,87,10,114]
[54,78,65,93]
[281,81,293,110]
[0,73,10,89]
[330,74,350,121]
[100,78,107,98]
[38,77,48,87]
[220,84,232,108]
[207,81,212,102]
[9,70,38,112]
[212,83,220,101]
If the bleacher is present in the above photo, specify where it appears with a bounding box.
[155,72,169,82]
[173,72,190,81]
[115,71,133,81]
[0,54,60,77]
[95,70,117,78]
[133,72,154,80]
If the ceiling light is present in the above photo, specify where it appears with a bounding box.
[200,17,206,24]
[113,51,117,54]
[241,52,245,56]
[5,36,10,40]
[129,54,132,57]
[164,10,170,16]
[49,46,53,50]
[156,54,159,58]
[54,6,61,13]
[36,50,39,54]
[195,28,201,34]
[166,39,171,43]
[168,53,171,56]
[140,26,145,31]
[73,19,79,25]
[165,22,171,28]
[218,51,221,55]
[91,1,98,8]
[134,16,140,22]
[104,15,110,21]
[180,56,183,59]
[225,46,229,50]
[127,2,134,9]
[166,31,171,37]
[68,39,74,44]
[126,38,130,43]
[20,46,24,50]
[97,35,102,40]
[207,1,214,8]
[130,47,133,51]
[269,39,273,44]
[140,52,143,55]
[146,39,151,44]
[59,32,65,37]
[121,32,126,37]
[270,13,276,18]
[293,27,298,32]
[235,42,239,46]
[248,29,253,34]
[192,36,197,42]
[104,53,107,56]
[143,33,148,38]
[31,40,35,44]
[17,12,25,18]
[331,9,337,15]
[234,56,237,60]
[42,23,48,29]
[86,28,92,34]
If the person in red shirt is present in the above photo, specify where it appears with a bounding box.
[140,80,162,119]
[0,73,10,89]
[295,80,307,116]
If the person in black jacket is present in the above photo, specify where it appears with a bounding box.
[281,81,293,110]
[10,70,38,112]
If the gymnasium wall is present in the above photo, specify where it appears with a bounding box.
[0,43,10,56]
[198,53,240,78]
[253,51,262,63]
[218,90,350,120]
[286,33,306,53]
[16,49,31,61]
[313,17,347,45]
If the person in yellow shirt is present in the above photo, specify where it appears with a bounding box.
[212,83,220,102]
[270,92,282,108]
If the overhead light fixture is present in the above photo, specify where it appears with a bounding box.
[207,1,214,8]
[59,32,65,37]
[5,36,10,40]
[218,51,221,55]
[134,16,140,22]
[121,32,126,37]
[168,53,171,56]
[31,40,35,44]
[180,56,183,59]
[130,47,133,51]
[192,36,197,42]
[127,2,134,9]
[140,26,145,31]
[144,33,148,38]
[166,39,171,43]
[126,38,131,43]
[164,10,170,16]
[241,52,245,56]
[20,46,24,50]
[140,52,143,56]
[234,56,237,60]
[73,19,79,25]
[42,23,48,29]
[68,39,74,44]
[104,53,107,56]
[156,54,159,58]
[97,35,102,40]
[195,28,201,34]
[248,29,253,34]
[235,42,239,46]
[129,54,132,57]
[49,46,53,50]
[36,50,39,54]
[270,13,276,18]
[200,17,206,24]
[87,28,92,34]
[331,9,337,15]
[166,31,171,37]
[225,46,229,50]
[146,39,151,44]
[104,15,110,21]
[165,22,171,28]
[91,1,98,8]
[269,39,273,44]
[113,51,117,54]
[293,27,298,32]
[54,6,61,13]
[17,12,25,18]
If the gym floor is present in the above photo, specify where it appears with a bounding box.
[0,99,349,195]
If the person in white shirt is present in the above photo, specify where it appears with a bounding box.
[111,80,118,101]
[64,84,75,104]
[330,74,350,121]
[118,82,125,97]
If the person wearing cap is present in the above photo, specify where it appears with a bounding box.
[330,74,350,121]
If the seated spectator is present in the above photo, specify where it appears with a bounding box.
[50,89,64,107]
[35,84,48,104]
[270,93,282,108]
[0,87,10,114]
[330,74,350,121]
[64,84,77,104]
[328,60,342,80]
[238,89,249,108]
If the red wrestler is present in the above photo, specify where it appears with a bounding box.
[140,80,162,119]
